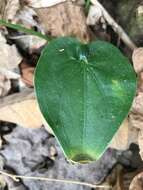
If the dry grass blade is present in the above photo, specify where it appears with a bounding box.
[0,170,111,189]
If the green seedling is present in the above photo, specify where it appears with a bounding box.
[0,20,137,163]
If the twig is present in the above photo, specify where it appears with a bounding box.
[0,170,111,189]
[90,0,137,50]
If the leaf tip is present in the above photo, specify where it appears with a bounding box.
[70,153,95,164]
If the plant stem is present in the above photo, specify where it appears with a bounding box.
[85,0,91,10]
[0,19,52,41]
[0,170,111,189]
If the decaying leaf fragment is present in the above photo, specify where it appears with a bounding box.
[0,89,42,128]
[20,59,35,86]
[129,47,143,160]
[138,130,143,160]
[24,0,66,8]
[87,5,103,25]
[0,74,11,97]
[132,48,143,73]
[0,32,21,97]
[10,6,47,53]
[35,1,91,42]
[0,33,21,70]
[110,119,138,150]
[129,172,143,190]
[138,72,143,92]
[0,0,20,20]
[129,93,143,147]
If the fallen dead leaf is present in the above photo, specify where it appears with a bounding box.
[110,119,138,150]
[0,32,21,97]
[14,6,42,30]
[129,172,143,190]
[129,92,143,130]
[132,48,143,73]
[24,0,66,8]
[131,92,143,116]
[129,113,143,130]
[0,175,6,189]
[0,74,11,97]
[87,5,102,25]
[0,33,22,70]
[12,6,46,52]
[0,89,42,128]
[20,59,35,87]
[129,91,143,160]
[138,130,143,160]
[35,1,91,42]
[2,0,20,20]
[0,89,53,132]
[21,67,35,87]
[0,69,20,79]
[137,72,143,92]
[10,35,46,53]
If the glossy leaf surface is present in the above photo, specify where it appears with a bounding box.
[34,37,136,163]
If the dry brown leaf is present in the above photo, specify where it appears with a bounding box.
[35,1,91,42]
[0,33,21,97]
[138,130,143,160]
[0,89,42,128]
[0,175,6,189]
[87,5,102,25]
[138,72,143,92]
[0,74,11,97]
[129,172,143,190]
[14,7,41,28]
[0,69,20,79]
[131,92,143,116]
[132,48,143,73]
[110,119,138,150]
[2,0,20,20]
[0,1,6,19]
[0,89,53,132]
[10,35,46,53]
[0,33,22,70]
[25,0,66,8]
[21,67,35,87]
[20,60,35,87]
[129,92,143,130]
[129,113,143,130]
[129,92,143,160]
[12,7,46,52]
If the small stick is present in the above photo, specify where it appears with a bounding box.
[91,0,137,50]
[0,170,111,189]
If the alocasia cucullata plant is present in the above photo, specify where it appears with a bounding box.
[0,20,137,163]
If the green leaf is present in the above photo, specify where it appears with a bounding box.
[85,0,91,12]
[0,19,51,41]
[34,37,136,163]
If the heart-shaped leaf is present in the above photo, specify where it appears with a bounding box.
[34,37,136,163]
